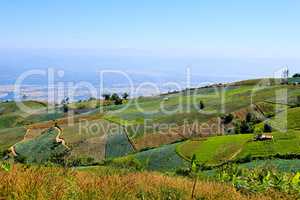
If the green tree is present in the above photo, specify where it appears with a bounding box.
[199,100,204,110]
[297,96,300,106]
[292,73,300,78]
[61,97,70,113]
[240,120,254,133]
[110,93,123,105]
[246,112,253,123]
[190,154,206,199]
[114,98,123,105]
[222,113,234,124]
[102,94,111,101]
[122,92,129,100]
[111,93,120,101]
[263,123,272,133]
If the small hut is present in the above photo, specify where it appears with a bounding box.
[255,134,273,141]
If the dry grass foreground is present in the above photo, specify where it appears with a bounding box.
[0,165,293,200]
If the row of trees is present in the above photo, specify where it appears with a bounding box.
[293,73,300,78]
[234,112,272,134]
[102,93,129,105]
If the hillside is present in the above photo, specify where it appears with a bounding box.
[1,78,300,198]
[0,165,293,200]
[12,127,69,163]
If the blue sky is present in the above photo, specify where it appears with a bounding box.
[0,0,300,85]
[1,0,300,58]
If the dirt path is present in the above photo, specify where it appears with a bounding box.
[9,146,17,157]
[8,129,31,157]
[22,128,34,141]
[54,127,69,149]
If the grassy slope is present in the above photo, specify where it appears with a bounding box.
[105,84,300,139]
[177,134,253,166]
[177,130,300,167]
[269,107,300,130]
[61,119,109,161]
[2,81,300,166]
[0,100,61,129]
[0,165,289,200]
[176,97,300,167]
[112,143,189,172]
[105,129,135,159]
[237,131,300,159]
[0,127,27,151]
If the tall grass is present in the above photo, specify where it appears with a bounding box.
[0,165,293,200]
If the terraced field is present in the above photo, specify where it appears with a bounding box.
[0,127,27,151]
[237,131,300,159]
[176,130,300,167]
[13,127,69,163]
[61,119,110,161]
[105,84,300,139]
[105,129,135,159]
[113,143,189,171]
[177,134,253,166]
[2,80,300,171]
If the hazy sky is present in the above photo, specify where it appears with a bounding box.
[0,0,299,87]
[1,0,300,59]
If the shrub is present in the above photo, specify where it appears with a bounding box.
[263,123,272,133]
[122,92,129,100]
[265,112,275,118]
[62,104,69,113]
[114,98,123,105]
[160,186,186,200]
[240,121,254,133]
[175,167,191,176]
[199,101,204,110]
[222,113,234,124]
[66,156,96,167]
[234,121,241,134]
[14,155,27,163]
[102,94,111,101]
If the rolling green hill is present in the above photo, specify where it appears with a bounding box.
[176,130,300,167]
[177,134,252,166]
[112,143,189,172]
[2,79,300,170]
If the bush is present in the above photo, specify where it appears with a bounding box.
[102,94,111,101]
[175,167,191,176]
[114,98,123,105]
[0,149,9,159]
[199,101,204,110]
[246,112,262,123]
[222,113,234,124]
[263,123,272,133]
[66,156,96,167]
[234,121,241,134]
[62,104,69,113]
[122,92,129,100]
[14,155,27,163]
[265,112,275,118]
[240,121,254,133]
